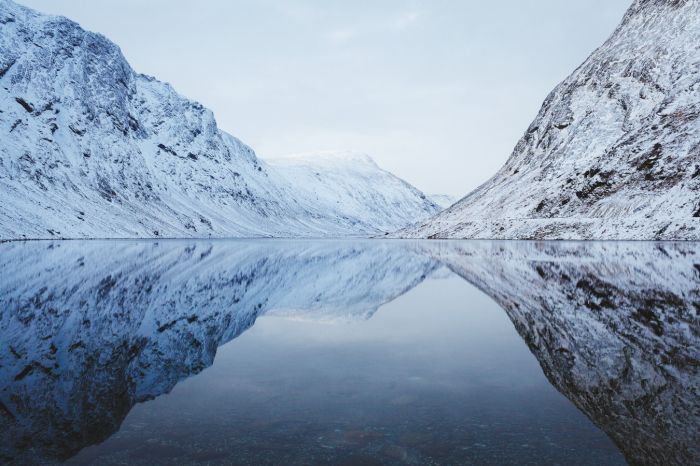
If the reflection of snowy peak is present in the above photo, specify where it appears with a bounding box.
[0,240,438,463]
[269,151,440,234]
[432,241,700,466]
[0,1,435,240]
[429,194,458,210]
[1,239,698,464]
[403,0,700,239]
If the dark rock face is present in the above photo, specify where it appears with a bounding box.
[404,0,700,239]
[434,241,700,465]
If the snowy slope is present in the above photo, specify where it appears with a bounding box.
[268,151,440,234]
[429,194,458,210]
[402,0,700,240]
[0,0,436,240]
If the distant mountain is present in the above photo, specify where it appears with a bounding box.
[0,0,436,240]
[401,0,700,240]
[429,194,458,210]
[268,151,440,235]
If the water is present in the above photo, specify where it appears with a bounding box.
[1,240,698,465]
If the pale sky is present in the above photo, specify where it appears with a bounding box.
[21,0,631,197]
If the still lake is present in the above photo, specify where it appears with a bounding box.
[1,240,698,465]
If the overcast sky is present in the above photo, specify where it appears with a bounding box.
[22,0,631,197]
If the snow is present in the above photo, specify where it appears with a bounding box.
[400,0,700,240]
[428,194,459,209]
[0,0,437,240]
[268,150,440,234]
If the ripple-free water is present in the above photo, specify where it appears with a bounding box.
[1,240,697,465]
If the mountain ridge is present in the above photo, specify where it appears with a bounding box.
[268,150,440,234]
[0,0,437,240]
[399,0,700,240]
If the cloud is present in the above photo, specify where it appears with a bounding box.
[392,11,421,31]
[328,27,357,44]
[280,2,326,22]
[323,8,423,46]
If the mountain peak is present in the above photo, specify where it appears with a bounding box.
[270,150,379,168]
[0,2,437,240]
[400,0,700,240]
[268,150,439,233]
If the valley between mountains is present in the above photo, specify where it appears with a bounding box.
[2,0,700,240]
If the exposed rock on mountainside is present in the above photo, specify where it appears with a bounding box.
[0,0,436,240]
[402,0,700,239]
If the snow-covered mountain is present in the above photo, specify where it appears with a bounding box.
[429,194,458,210]
[401,0,700,240]
[0,0,436,240]
[268,151,440,234]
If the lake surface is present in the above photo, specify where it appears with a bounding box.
[1,240,698,465]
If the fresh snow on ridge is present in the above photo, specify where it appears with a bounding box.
[401,0,700,240]
[268,150,440,234]
[429,194,459,210]
[0,0,436,240]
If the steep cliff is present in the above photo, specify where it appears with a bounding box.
[0,0,436,239]
[402,0,700,239]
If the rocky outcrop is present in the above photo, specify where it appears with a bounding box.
[402,0,700,239]
[0,0,437,240]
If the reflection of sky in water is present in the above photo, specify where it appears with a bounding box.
[4,240,697,465]
[69,274,624,465]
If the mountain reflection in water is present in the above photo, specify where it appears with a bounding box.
[0,240,698,465]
